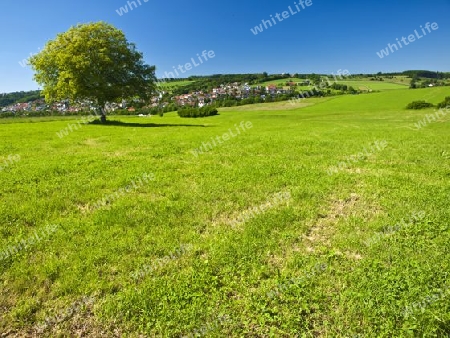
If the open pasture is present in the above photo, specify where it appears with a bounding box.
[0,87,449,336]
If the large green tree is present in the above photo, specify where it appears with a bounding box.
[29,21,156,122]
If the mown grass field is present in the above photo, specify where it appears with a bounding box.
[1,87,449,337]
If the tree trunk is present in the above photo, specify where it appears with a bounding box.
[100,106,107,123]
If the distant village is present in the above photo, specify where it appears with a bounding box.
[169,81,299,108]
[1,80,301,114]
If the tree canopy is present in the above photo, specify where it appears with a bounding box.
[29,21,156,121]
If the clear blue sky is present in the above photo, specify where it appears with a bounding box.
[1,0,449,93]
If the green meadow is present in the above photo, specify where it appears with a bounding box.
[256,77,409,93]
[257,78,301,86]
[156,80,195,90]
[1,87,449,336]
[337,80,408,91]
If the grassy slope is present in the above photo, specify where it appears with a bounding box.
[156,80,195,89]
[0,87,449,336]
[257,78,300,87]
[256,78,409,91]
[337,80,409,91]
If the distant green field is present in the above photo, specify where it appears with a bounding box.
[156,80,194,88]
[1,87,450,336]
[256,78,300,87]
[337,80,409,91]
[256,78,409,91]
[385,75,411,85]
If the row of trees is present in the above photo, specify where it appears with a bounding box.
[403,70,450,79]
[0,105,175,119]
[329,83,357,92]
[0,110,94,118]
[177,106,218,118]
